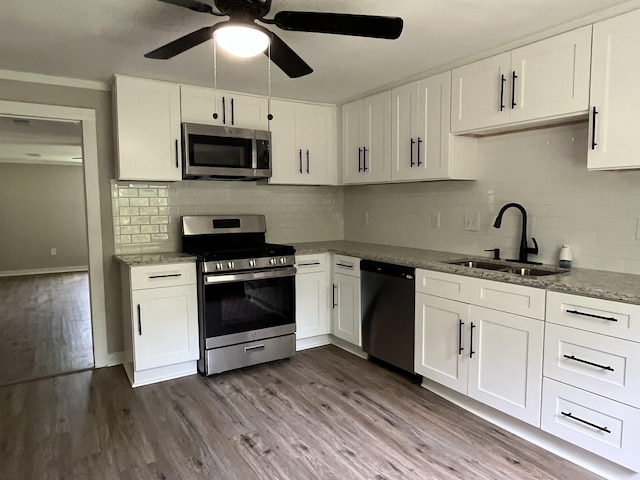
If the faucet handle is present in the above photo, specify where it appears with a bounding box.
[484,248,501,260]
[528,237,539,255]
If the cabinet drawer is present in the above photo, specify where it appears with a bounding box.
[415,269,470,302]
[544,323,640,408]
[470,279,546,319]
[547,291,640,342]
[296,254,328,274]
[541,378,640,472]
[333,254,360,277]
[130,263,196,290]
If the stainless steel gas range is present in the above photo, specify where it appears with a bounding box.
[181,215,296,376]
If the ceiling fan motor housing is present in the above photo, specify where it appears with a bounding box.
[214,0,272,19]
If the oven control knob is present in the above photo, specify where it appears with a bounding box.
[279,257,286,264]
[249,259,256,268]
[269,258,277,266]
[216,262,223,271]
[227,261,234,269]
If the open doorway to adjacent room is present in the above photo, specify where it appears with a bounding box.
[0,115,93,386]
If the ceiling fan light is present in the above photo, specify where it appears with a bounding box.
[215,25,270,58]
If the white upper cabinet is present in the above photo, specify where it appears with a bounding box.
[392,71,477,182]
[180,85,269,130]
[452,26,592,133]
[269,99,337,185]
[342,92,392,184]
[588,9,640,171]
[113,75,182,181]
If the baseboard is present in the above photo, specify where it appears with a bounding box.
[421,378,640,480]
[0,265,88,277]
[296,335,332,351]
[329,335,368,359]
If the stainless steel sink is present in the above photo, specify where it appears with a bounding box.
[448,259,565,277]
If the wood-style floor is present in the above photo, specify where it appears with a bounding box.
[0,345,602,480]
[0,272,93,387]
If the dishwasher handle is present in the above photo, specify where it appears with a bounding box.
[360,260,415,280]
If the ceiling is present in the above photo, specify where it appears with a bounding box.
[1,0,639,104]
[0,116,83,166]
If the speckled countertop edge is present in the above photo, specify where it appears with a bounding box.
[115,252,197,267]
[290,241,640,305]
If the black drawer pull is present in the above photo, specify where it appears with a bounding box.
[332,284,337,308]
[563,355,614,372]
[458,319,464,355]
[566,309,618,322]
[148,273,182,279]
[137,304,142,336]
[335,263,354,269]
[561,411,611,433]
[175,139,179,168]
[469,322,476,359]
[298,262,321,267]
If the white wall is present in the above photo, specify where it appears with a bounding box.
[0,163,88,272]
[111,180,344,254]
[345,123,640,274]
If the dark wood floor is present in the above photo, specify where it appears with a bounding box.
[0,345,602,480]
[0,272,93,387]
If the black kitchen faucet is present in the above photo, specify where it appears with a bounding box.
[493,202,540,264]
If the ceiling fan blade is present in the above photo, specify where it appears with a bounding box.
[274,12,403,39]
[265,32,313,78]
[157,0,220,15]
[145,25,219,59]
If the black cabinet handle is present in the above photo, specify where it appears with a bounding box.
[230,98,234,125]
[332,284,337,308]
[358,147,362,172]
[561,412,611,433]
[511,71,517,109]
[458,319,464,355]
[469,322,476,358]
[306,150,310,174]
[499,74,506,111]
[148,273,182,279]
[137,304,142,336]
[222,96,226,124]
[417,137,423,166]
[174,139,179,169]
[566,309,618,322]
[563,355,614,372]
[363,147,368,172]
[410,138,416,167]
[591,106,598,150]
[298,149,303,174]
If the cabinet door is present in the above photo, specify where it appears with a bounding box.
[588,9,640,170]
[131,285,199,371]
[332,273,361,346]
[361,92,392,183]
[391,81,420,180]
[180,85,219,126]
[467,305,544,427]
[510,26,591,123]
[415,293,469,394]
[419,72,451,180]
[296,270,330,339]
[223,91,269,130]
[341,99,364,184]
[451,53,511,133]
[270,100,336,185]
[114,76,182,181]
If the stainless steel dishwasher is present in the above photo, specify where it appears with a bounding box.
[361,260,415,374]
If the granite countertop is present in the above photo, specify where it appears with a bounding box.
[291,241,640,305]
[115,252,197,267]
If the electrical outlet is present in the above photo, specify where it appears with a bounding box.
[636,218,640,240]
[364,211,369,225]
[50,248,57,256]
[430,212,441,229]
[464,213,480,232]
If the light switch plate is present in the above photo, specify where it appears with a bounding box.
[430,212,440,229]
[464,213,480,231]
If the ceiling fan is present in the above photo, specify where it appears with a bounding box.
[145,0,404,78]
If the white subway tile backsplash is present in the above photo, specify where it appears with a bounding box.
[130,198,149,207]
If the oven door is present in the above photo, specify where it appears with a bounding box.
[202,267,296,349]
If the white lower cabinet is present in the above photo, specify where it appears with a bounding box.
[120,262,199,387]
[295,254,331,341]
[331,255,361,347]
[415,269,545,427]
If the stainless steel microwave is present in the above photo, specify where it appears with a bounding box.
[182,123,271,180]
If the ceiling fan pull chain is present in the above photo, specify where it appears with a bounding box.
[212,40,219,119]
[267,43,273,121]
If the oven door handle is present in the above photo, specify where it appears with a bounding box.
[204,267,296,284]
